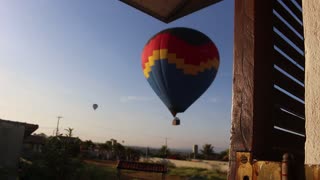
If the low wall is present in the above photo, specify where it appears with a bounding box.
[140,157,228,173]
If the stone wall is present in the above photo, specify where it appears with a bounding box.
[303,0,320,165]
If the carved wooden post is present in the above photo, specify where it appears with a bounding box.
[229,0,274,179]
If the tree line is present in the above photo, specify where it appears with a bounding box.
[154,144,229,161]
[19,128,229,179]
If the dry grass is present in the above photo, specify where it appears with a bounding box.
[83,159,227,180]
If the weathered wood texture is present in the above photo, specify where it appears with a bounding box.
[229,0,274,178]
[305,166,320,180]
[230,0,306,179]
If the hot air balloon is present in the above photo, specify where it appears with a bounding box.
[172,117,180,126]
[93,104,98,111]
[141,27,219,124]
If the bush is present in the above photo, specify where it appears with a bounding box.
[168,167,227,180]
[76,163,117,180]
[19,137,82,180]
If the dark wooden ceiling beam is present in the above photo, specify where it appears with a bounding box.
[120,0,222,23]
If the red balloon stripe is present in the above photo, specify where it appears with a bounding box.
[142,32,219,70]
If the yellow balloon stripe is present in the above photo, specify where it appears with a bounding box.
[143,49,219,78]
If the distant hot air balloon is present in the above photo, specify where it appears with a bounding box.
[93,104,98,111]
[141,27,220,124]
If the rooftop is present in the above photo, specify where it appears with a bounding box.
[0,119,38,137]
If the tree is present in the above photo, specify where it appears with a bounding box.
[125,147,142,161]
[201,144,214,159]
[105,140,113,147]
[158,145,170,158]
[125,147,133,161]
[81,140,95,150]
[20,136,82,180]
[113,142,125,160]
[219,149,229,161]
[101,141,112,159]
[33,132,48,138]
[64,127,74,137]
[100,142,112,152]
[64,137,81,157]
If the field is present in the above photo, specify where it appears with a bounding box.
[83,159,227,180]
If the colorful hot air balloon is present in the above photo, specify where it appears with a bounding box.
[93,104,98,111]
[141,27,219,119]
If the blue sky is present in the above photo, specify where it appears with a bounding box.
[0,0,234,151]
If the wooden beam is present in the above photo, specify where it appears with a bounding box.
[229,0,274,179]
[120,0,222,23]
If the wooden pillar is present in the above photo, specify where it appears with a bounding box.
[229,0,274,179]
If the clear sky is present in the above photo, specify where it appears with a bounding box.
[0,0,234,151]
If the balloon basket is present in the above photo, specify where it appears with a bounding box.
[172,118,180,126]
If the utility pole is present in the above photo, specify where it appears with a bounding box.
[146,146,149,159]
[163,137,170,147]
[56,116,63,136]
[165,137,168,147]
[163,137,170,158]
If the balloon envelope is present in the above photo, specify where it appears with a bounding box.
[93,104,98,110]
[141,27,219,116]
